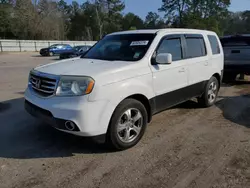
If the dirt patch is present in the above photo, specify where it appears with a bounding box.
[212,145,250,188]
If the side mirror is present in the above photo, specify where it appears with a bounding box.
[155,53,172,64]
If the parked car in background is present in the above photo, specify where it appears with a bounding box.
[220,34,250,82]
[25,29,223,150]
[40,44,60,56]
[59,45,92,59]
[40,44,73,56]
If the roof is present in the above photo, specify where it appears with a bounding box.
[109,28,216,36]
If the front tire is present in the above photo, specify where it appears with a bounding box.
[106,99,148,150]
[198,76,219,107]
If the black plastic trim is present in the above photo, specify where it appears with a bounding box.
[24,100,80,132]
[149,81,208,115]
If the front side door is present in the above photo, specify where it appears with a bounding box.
[150,34,188,112]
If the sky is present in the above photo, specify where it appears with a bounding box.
[68,0,250,19]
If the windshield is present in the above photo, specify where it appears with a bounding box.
[73,46,82,51]
[82,34,155,61]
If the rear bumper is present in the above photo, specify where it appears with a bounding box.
[224,64,250,75]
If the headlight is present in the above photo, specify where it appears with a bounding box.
[56,76,95,96]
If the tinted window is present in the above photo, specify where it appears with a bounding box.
[73,46,82,51]
[157,38,183,61]
[208,35,220,54]
[82,34,155,61]
[80,47,89,51]
[64,44,71,48]
[220,36,250,47]
[49,44,60,48]
[186,37,206,58]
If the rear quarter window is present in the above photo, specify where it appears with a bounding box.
[208,35,221,55]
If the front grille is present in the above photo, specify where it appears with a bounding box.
[29,72,58,97]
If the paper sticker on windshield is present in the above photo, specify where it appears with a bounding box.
[130,41,149,46]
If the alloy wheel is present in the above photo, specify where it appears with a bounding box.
[116,108,143,143]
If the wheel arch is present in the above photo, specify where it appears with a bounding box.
[212,73,221,88]
[125,94,153,123]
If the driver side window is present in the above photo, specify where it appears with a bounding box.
[157,38,183,61]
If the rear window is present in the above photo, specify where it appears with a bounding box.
[185,36,207,58]
[208,35,220,54]
[220,36,250,47]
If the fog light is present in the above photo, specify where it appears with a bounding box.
[65,121,76,131]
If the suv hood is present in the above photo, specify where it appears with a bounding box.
[34,58,145,85]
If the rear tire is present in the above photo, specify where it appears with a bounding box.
[198,76,219,107]
[223,73,237,83]
[106,99,148,150]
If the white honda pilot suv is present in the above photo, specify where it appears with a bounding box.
[25,29,224,150]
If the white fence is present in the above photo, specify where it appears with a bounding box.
[0,40,97,52]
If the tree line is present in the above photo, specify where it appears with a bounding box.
[0,0,250,41]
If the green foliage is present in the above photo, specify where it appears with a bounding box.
[122,13,144,30]
[160,0,231,35]
[0,2,12,38]
[144,12,167,29]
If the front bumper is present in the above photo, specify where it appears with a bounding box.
[24,88,110,137]
[40,49,49,56]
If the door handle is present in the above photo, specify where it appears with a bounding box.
[204,61,209,66]
[179,68,185,73]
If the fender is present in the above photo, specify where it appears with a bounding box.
[88,73,155,133]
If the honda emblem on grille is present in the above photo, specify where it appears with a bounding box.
[35,79,41,88]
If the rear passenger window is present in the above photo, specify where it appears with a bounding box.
[208,35,220,54]
[157,38,183,61]
[186,37,207,58]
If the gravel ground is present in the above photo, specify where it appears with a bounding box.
[1,53,250,188]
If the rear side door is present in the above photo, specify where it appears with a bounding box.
[150,34,189,111]
[182,34,209,94]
